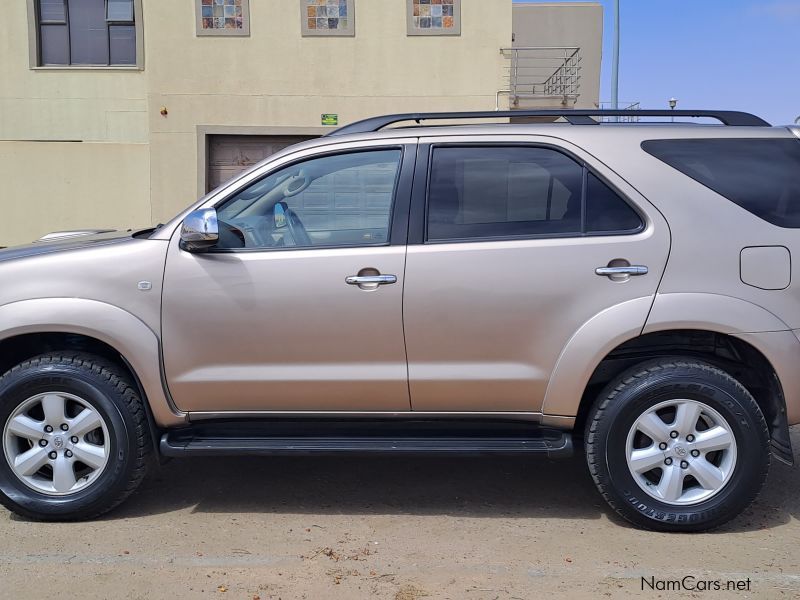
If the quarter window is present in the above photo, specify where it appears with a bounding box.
[585,172,644,233]
[426,146,642,241]
[215,150,403,250]
[642,138,800,228]
[35,0,138,66]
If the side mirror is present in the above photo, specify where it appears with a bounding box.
[180,208,219,253]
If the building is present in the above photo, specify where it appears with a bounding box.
[0,1,602,246]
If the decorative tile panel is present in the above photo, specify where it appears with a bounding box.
[301,0,356,37]
[407,0,460,35]
[196,0,250,36]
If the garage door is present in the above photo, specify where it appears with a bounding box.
[207,135,317,192]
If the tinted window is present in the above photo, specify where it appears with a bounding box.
[215,150,402,250]
[586,173,643,233]
[642,138,800,227]
[427,147,583,240]
[426,146,642,241]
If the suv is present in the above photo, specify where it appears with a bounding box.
[1,109,798,531]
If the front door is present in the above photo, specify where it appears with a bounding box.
[162,143,414,413]
[403,138,671,412]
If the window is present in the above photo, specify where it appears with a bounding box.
[642,138,800,228]
[301,0,355,37]
[407,0,461,36]
[215,150,402,250]
[34,0,139,67]
[426,146,642,242]
[585,173,644,233]
[195,0,250,37]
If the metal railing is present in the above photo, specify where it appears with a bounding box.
[501,47,582,107]
[597,101,641,122]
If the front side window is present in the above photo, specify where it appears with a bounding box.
[642,138,800,228]
[36,0,138,66]
[215,149,402,250]
[426,146,642,241]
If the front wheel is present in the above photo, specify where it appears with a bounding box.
[585,358,770,532]
[0,353,151,520]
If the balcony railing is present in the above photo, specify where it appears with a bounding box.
[501,47,582,107]
[597,101,641,121]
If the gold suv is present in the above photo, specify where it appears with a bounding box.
[1,109,799,531]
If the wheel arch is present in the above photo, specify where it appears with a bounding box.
[543,294,794,464]
[0,298,186,429]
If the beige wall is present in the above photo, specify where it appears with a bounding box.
[0,1,603,245]
[0,2,148,144]
[0,1,149,246]
[512,2,603,109]
[145,1,512,222]
[0,142,150,246]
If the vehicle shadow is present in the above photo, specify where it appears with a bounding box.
[107,427,800,532]
[120,453,612,521]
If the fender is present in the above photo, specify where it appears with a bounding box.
[643,292,791,335]
[542,296,654,420]
[0,298,186,427]
[542,293,794,420]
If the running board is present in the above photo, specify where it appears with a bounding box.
[159,420,573,458]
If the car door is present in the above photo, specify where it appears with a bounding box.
[403,136,670,412]
[161,140,415,413]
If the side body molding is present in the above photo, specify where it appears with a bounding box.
[0,298,186,427]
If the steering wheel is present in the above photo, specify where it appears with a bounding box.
[285,208,312,247]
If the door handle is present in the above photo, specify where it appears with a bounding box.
[345,274,397,285]
[595,265,649,277]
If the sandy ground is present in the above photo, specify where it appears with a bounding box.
[1,428,799,600]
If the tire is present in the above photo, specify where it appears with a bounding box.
[585,358,770,532]
[0,353,151,521]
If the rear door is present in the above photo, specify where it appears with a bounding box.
[403,136,670,412]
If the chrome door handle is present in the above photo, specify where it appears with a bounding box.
[345,274,397,285]
[595,265,649,277]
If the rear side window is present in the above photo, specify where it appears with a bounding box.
[426,146,643,241]
[642,138,800,228]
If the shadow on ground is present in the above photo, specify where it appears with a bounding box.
[106,427,800,533]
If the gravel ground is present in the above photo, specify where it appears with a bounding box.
[1,427,799,599]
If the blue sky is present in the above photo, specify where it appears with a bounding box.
[514,0,800,125]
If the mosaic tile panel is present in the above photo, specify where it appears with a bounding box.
[301,0,355,36]
[407,0,460,36]
[306,0,349,31]
[201,0,244,30]
[412,0,456,30]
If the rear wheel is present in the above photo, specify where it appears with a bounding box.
[0,353,150,520]
[585,358,770,532]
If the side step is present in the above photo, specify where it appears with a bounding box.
[159,420,573,458]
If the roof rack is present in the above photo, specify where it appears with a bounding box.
[328,109,770,136]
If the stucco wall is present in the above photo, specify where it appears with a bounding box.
[0,142,150,246]
[0,1,150,246]
[0,1,604,243]
[0,2,148,144]
[512,2,603,109]
[145,0,512,222]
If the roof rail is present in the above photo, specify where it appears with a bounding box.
[327,109,770,136]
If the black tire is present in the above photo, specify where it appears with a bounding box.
[585,358,770,532]
[0,353,151,521]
